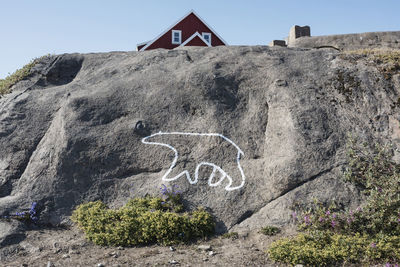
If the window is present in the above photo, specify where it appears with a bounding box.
[202,32,211,44]
[172,30,182,44]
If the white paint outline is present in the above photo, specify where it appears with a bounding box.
[141,132,245,191]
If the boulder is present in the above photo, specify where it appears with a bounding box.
[0,46,399,236]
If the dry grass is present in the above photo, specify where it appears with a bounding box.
[343,48,400,79]
[0,55,51,96]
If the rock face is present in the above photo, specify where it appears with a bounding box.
[0,46,399,234]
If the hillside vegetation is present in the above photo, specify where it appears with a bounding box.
[0,59,38,95]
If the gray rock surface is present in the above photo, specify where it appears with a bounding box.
[0,219,25,247]
[0,46,399,237]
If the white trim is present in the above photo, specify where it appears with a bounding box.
[136,40,150,51]
[179,32,211,47]
[202,32,211,45]
[171,30,182,44]
[137,40,150,46]
[139,9,228,51]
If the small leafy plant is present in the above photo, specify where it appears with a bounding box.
[1,202,38,223]
[221,232,239,240]
[260,225,281,236]
[268,137,400,265]
[72,184,215,246]
[160,184,184,212]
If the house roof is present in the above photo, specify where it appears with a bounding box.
[137,40,150,47]
[138,9,228,51]
[179,32,211,47]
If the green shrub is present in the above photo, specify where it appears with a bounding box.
[260,225,280,236]
[295,138,400,237]
[221,232,239,240]
[268,138,400,265]
[268,231,400,266]
[72,195,215,246]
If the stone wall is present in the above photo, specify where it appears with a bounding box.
[291,31,400,50]
[288,25,311,46]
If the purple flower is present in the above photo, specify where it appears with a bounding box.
[160,184,168,195]
[292,211,297,219]
[304,215,311,225]
[331,220,336,228]
[385,263,391,267]
[332,214,337,219]
[325,210,331,216]
[370,242,376,248]
[318,216,325,222]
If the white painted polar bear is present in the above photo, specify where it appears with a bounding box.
[141,132,246,191]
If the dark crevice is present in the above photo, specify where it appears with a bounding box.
[268,164,344,204]
[235,210,254,225]
[35,55,83,87]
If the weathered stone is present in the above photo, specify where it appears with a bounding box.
[198,245,212,251]
[288,25,311,46]
[268,40,287,47]
[0,220,25,247]
[0,46,399,240]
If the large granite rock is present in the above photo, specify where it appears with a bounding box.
[0,46,399,235]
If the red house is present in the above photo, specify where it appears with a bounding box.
[137,10,228,51]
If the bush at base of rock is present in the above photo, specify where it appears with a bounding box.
[268,231,400,266]
[71,197,215,246]
[268,139,400,265]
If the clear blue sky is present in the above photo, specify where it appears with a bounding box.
[1,0,399,78]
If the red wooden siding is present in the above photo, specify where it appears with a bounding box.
[184,35,209,47]
[145,13,225,50]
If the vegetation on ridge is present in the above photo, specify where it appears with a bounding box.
[343,48,400,79]
[0,55,51,96]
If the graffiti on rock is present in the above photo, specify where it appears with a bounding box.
[142,132,246,191]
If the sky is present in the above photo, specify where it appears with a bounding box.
[1,0,399,78]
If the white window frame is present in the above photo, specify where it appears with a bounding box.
[172,30,182,44]
[202,32,211,44]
